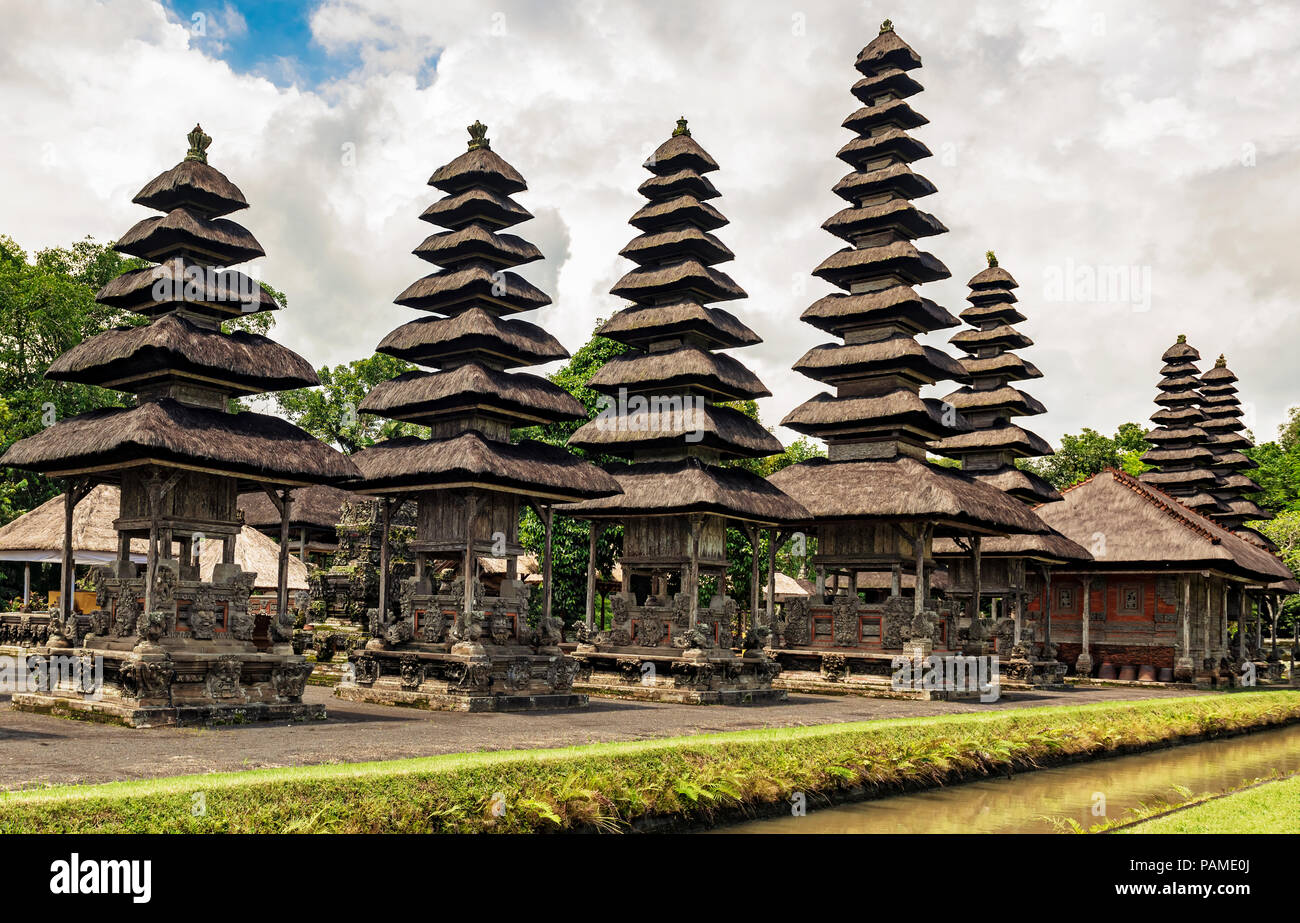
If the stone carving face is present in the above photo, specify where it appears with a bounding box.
[271,662,312,699]
[206,656,243,699]
[399,655,424,689]
[490,615,513,646]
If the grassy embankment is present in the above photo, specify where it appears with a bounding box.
[1114,773,1300,834]
[1,690,1297,833]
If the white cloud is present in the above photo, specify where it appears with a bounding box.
[1,0,1297,451]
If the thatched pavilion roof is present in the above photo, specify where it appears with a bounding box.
[238,483,354,533]
[933,528,1092,564]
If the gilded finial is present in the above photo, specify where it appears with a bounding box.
[672,117,690,137]
[467,120,490,151]
[1216,354,1226,368]
[985,250,998,268]
[880,18,894,33]
[185,124,212,164]
[1176,334,1187,344]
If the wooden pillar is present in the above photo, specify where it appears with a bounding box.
[222,532,236,565]
[300,527,308,565]
[765,527,777,629]
[276,488,292,623]
[1221,582,1229,658]
[463,493,478,625]
[1179,574,1192,674]
[1077,577,1093,675]
[890,562,901,597]
[377,497,392,626]
[1042,566,1052,646]
[22,562,31,608]
[541,504,554,624]
[815,564,826,600]
[1269,596,1279,658]
[687,515,702,629]
[143,474,161,617]
[584,521,599,630]
[912,524,926,618]
[969,536,982,623]
[60,486,75,619]
[1201,577,1211,664]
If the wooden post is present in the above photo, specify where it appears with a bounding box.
[1269,596,1279,659]
[276,488,292,624]
[463,493,477,626]
[541,504,554,625]
[143,474,161,617]
[912,524,926,618]
[300,527,308,565]
[687,515,702,629]
[765,527,777,630]
[890,562,900,597]
[970,536,982,623]
[1077,578,1092,675]
[377,497,392,627]
[816,563,826,601]
[1221,582,1229,658]
[1041,566,1053,646]
[22,562,31,608]
[747,525,760,633]
[584,521,599,630]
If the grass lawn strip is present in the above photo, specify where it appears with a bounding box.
[1118,772,1300,834]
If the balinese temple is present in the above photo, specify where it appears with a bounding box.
[1138,335,1221,514]
[558,118,806,704]
[766,23,1049,694]
[0,125,360,725]
[930,254,1090,684]
[239,483,354,566]
[337,121,621,711]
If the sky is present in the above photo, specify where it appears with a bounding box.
[2,0,1297,450]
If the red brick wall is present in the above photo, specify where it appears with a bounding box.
[1055,642,1175,675]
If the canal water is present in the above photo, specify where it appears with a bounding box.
[722,724,1300,833]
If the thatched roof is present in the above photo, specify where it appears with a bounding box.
[813,240,949,289]
[0,399,360,486]
[116,208,265,265]
[359,364,585,426]
[610,258,745,305]
[46,313,318,395]
[628,195,728,232]
[588,347,769,401]
[850,66,924,104]
[132,159,248,218]
[821,199,945,242]
[795,337,966,386]
[569,401,784,458]
[933,528,1092,564]
[1034,469,1292,582]
[832,161,935,201]
[768,455,1051,537]
[428,146,527,195]
[620,227,735,266]
[413,225,542,269]
[637,168,719,201]
[842,97,929,133]
[559,457,808,525]
[419,186,532,230]
[350,431,621,502]
[376,307,568,369]
[856,23,923,74]
[238,483,354,532]
[597,301,760,350]
[395,265,551,315]
[645,132,719,176]
[968,465,1062,505]
[198,525,308,591]
[783,389,964,442]
[837,129,931,169]
[930,424,1052,458]
[799,286,958,337]
[95,259,279,318]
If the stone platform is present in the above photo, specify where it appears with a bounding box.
[569,645,785,705]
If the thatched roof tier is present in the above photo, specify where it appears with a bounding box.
[850,66,924,102]
[619,228,735,266]
[821,200,946,242]
[1138,467,1217,488]
[610,259,746,304]
[1151,405,1204,425]
[132,158,248,218]
[1162,337,1200,362]
[959,352,1042,382]
[1035,469,1290,582]
[949,323,1033,353]
[644,130,720,176]
[115,209,265,265]
[95,258,279,318]
[941,385,1047,417]
[832,161,935,202]
[968,465,1062,505]
[0,398,360,486]
[376,307,568,369]
[1196,355,1272,533]
[559,457,808,525]
[412,225,543,269]
[587,347,770,401]
[419,186,532,230]
[813,240,950,289]
[395,264,551,315]
[627,195,728,233]
[45,314,318,395]
[836,128,931,168]
[933,527,1092,564]
[958,301,1026,325]
[568,402,784,459]
[1201,362,1238,386]
[930,424,1052,458]
[350,431,620,501]
[637,168,719,201]
[357,364,585,427]
[428,145,527,195]
[769,455,1049,536]
[1209,431,1252,450]
[842,97,929,133]
[597,301,760,350]
[1139,445,1214,466]
[1217,472,1263,492]
[855,22,923,74]
[782,390,964,442]
[1145,424,1211,444]
[239,483,354,531]
[793,338,968,387]
[799,287,958,337]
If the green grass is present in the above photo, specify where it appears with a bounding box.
[2,690,1297,833]
[1121,773,1300,834]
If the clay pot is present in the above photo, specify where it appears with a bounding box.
[1157,667,1175,683]
[1137,664,1158,683]
[1117,664,1138,682]
[1098,662,1118,680]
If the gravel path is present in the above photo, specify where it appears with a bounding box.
[0,684,1197,790]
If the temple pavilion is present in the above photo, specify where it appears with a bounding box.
[336,121,621,711]
[558,118,806,704]
[766,23,1049,691]
[930,254,1090,684]
[0,126,360,725]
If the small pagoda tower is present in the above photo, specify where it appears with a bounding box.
[558,117,806,704]
[1198,356,1271,537]
[0,126,360,725]
[930,253,1088,684]
[338,121,621,711]
[768,23,1048,692]
[1139,335,1221,512]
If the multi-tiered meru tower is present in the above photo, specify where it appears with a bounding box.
[560,118,806,704]
[768,23,1047,691]
[1139,336,1221,513]
[339,122,620,711]
[930,254,1088,684]
[1,126,360,725]
[1198,356,1271,540]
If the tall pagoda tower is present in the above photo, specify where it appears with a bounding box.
[930,253,1089,680]
[1,126,359,725]
[768,23,1047,681]
[338,121,621,712]
[1138,335,1221,512]
[559,118,806,704]
[1197,356,1271,538]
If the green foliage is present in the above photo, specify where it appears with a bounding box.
[1243,408,1300,514]
[1021,423,1151,489]
[271,353,426,453]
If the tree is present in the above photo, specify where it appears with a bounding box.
[1021,424,1150,489]
[271,353,426,453]
[1243,407,1300,514]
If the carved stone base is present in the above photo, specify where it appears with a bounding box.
[10,693,324,728]
[568,646,785,705]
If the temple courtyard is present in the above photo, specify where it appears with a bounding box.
[0,684,1196,790]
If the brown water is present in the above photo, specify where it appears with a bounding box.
[722,723,1300,833]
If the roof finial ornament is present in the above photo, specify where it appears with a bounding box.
[1216,353,1226,368]
[1176,333,1187,344]
[185,124,212,164]
[880,18,894,33]
[985,250,998,268]
[672,116,690,137]
[467,120,490,151]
